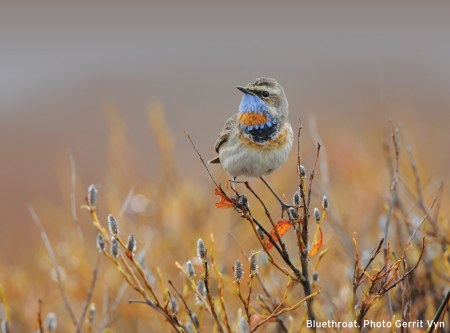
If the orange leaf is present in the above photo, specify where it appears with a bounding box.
[309,226,323,257]
[265,220,292,249]
[214,187,234,209]
[250,314,275,328]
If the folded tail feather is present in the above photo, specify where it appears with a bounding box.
[208,156,220,164]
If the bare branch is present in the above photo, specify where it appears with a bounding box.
[251,290,320,332]
[168,280,201,333]
[407,187,440,245]
[185,132,221,189]
[118,185,136,218]
[76,253,102,333]
[69,152,85,243]
[382,238,426,293]
[29,204,78,326]
[383,124,400,318]
[428,290,450,333]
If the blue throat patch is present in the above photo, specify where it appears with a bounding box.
[238,93,277,131]
[239,93,269,114]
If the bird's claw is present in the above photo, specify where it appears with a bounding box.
[234,193,249,212]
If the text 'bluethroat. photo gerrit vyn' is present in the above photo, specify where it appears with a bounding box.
[209,77,294,198]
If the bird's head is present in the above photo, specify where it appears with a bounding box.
[237,77,288,131]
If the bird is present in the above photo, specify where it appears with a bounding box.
[209,77,294,206]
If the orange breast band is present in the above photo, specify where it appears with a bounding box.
[237,112,268,126]
[239,125,288,150]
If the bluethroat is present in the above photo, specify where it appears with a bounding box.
[209,77,294,205]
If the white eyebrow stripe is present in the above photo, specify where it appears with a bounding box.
[249,86,278,94]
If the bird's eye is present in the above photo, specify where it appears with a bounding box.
[261,91,270,98]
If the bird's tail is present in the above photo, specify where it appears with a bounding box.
[208,156,220,164]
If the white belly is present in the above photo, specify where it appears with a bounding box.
[219,124,293,177]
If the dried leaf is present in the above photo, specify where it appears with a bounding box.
[266,220,292,249]
[250,313,276,328]
[309,226,323,257]
[214,187,234,209]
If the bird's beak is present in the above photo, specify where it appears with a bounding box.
[236,86,254,95]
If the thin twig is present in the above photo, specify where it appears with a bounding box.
[361,239,385,279]
[433,183,444,225]
[406,147,424,204]
[428,290,450,333]
[297,129,320,324]
[76,253,102,333]
[202,258,224,333]
[168,280,201,333]
[405,144,443,236]
[210,234,232,333]
[228,231,288,331]
[69,152,85,243]
[307,116,354,256]
[400,258,412,327]
[383,124,400,318]
[243,208,298,280]
[175,262,213,314]
[98,244,149,330]
[306,142,321,209]
[354,238,423,329]
[99,282,127,330]
[382,238,426,293]
[29,205,78,326]
[259,176,292,212]
[244,181,306,283]
[251,290,320,332]
[407,188,440,245]
[384,125,400,250]
[36,300,44,333]
[118,185,136,218]
[243,184,284,255]
[245,182,289,255]
[236,282,250,322]
[185,132,220,189]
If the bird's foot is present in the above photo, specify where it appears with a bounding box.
[234,193,249,213]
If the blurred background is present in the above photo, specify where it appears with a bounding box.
[1,1,449,331]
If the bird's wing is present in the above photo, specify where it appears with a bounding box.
[209,114,237,164]
[214,114,237,153]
